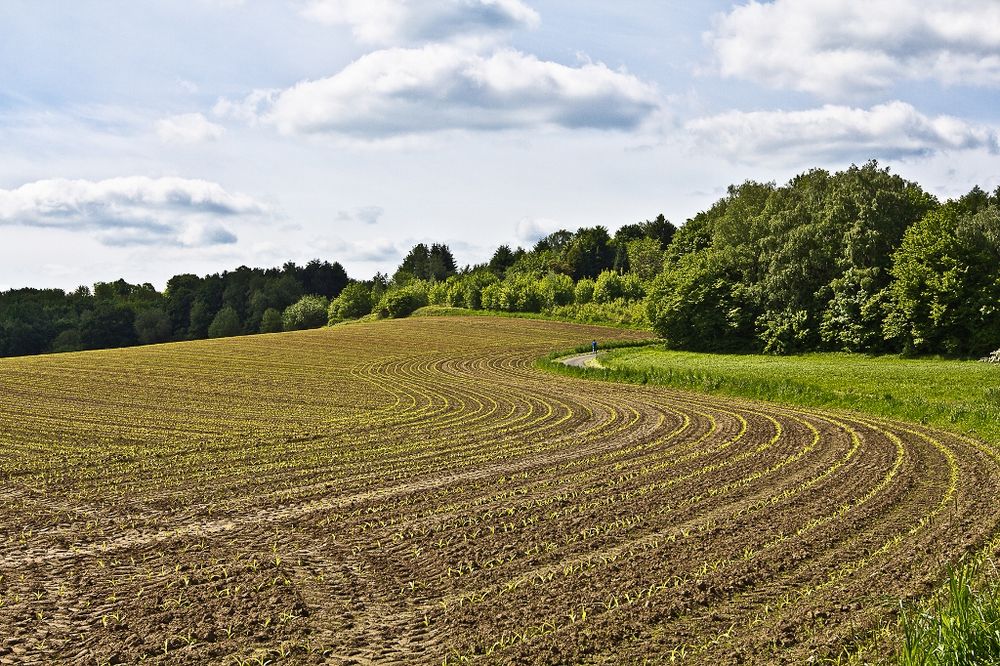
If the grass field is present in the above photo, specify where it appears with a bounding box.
[2,317,1000,664]
[597,348,1000,445]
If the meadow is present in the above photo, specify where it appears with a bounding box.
[597,348,1000,445]
[1,316,998,664]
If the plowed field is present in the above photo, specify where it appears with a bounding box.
[1,316,998,665]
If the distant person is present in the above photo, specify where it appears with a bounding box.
[592,340,597,353]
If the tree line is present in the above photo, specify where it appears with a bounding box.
[3,161,998,358]
[0,260,348,357]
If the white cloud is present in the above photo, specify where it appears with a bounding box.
[325,237,401,261]
[0,177,270,247]
[708,0,1000,97]
[156,113,226,144]
[337,205,385,225]
[300,0,540,46]
[177,79,200,94]
[219,45,661,139]
[686,101,1000,164]
[515,217,561,244]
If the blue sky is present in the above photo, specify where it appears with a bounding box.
[2,0,999,290]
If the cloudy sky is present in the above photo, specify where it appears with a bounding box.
[2,0,999,290]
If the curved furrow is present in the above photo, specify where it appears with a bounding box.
[0,316,997,666]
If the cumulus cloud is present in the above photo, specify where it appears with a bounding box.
[515,217,561,245]
[300,0,539,46]
[156,113,226,144]
[217,45,660,139]
[708,0,1000,97]
[686,101,1000,164]
[337,206,385,225]
[0,177,270,247]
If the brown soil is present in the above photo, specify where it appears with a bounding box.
[0,316,997,665]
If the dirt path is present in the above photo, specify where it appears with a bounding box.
[558,351,598,368]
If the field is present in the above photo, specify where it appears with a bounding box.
[598,348,1000,445]
[1,316,999,665]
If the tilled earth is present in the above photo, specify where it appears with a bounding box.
[1,316,998,665]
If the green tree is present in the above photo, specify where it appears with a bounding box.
[488,245,517,277]
[208,306,242,339]
[134,308,172,345]
[819,268,891,352]
[537,273,574,308]
[563,227,613,280]
[884,204,1000,356]
[395,244,457,282]
[164,273,201,337]
[188,299,215,339]
[302,259,349,298]
[259,308,283,333]
[625,237,665,282]
[79,302,137,349]
[647,250,754,352]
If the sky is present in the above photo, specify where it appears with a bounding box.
[2,0,1000,291]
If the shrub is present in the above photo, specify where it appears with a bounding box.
[500,275,544,312]
[646,251,755,352]
[329,283,373,321]
[282,295,330,331]
[552,299,649,328]
[379,285,429,318]
[448,272,499,310]
[538,273,574,309]
[574,278,595,304]
[593,271,624,303]
[481,283,504,311]
[428,281,449,306]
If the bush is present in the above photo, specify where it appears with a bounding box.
[552,299,649,328]
[574,278,595,304]
[428,281,449,306]
[593,271,624,303]
[481,283,504,311]
[328,283,373,321]
[884,204,1000,356]
[756,308,813,355]
[620,273,646,301]
[379,285,429,318]
[282,295,329,331]
[447,272,499,310]
[591,271,645,304]
[538,273,574,308]
[819,268,889,353]
[499,275,544,313]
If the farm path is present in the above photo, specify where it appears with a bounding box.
[0,316,998,665]
[558,351,598,368]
